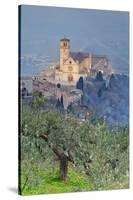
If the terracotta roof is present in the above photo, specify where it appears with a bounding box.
[92,55,109,66]
[70,52,89,63]
[60,38,70,42]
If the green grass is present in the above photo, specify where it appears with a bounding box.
[20,160,129,196]
[20,162,94,195]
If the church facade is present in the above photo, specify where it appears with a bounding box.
[55,38,112,83]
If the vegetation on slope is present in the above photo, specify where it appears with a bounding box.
[19,102,129,195]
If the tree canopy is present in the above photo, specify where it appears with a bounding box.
[21,105,129,183]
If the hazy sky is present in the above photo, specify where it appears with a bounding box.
[20,5,129,74]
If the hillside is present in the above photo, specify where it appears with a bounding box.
[82,74,129,125]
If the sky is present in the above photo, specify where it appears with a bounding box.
[20,5,129,75]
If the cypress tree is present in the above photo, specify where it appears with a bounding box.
[76,76,84,91]
[96,71,103,81]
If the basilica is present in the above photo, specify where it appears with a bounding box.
[54,38,112,83]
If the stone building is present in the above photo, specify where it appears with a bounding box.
[55,38,112,83]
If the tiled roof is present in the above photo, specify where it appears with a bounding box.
[70,52,89,63]
[60,38,70,42]
[91,55,109,67]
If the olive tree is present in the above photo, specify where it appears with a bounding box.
[21,106,102,181]
[21,105,129,184]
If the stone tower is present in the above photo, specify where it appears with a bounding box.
[60,38,70,70]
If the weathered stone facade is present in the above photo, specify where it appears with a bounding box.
[55,38,112,83]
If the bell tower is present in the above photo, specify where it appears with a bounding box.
[60,38,70,70]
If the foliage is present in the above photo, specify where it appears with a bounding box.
[56,96,64,111]
[20,104,129,194]
[76,76,84,91]
[32,91,47,109]
[95,71,104,81]
[77,122,129,190]
[109,73,115,88]
[57,83,61,88]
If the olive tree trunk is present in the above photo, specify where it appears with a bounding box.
[59,154,68,181]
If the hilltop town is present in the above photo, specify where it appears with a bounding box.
[21,38,129,125]
[33,38,112,107]
[32,37,112,85]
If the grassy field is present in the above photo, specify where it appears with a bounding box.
[20,161,129,195]
[20,161,92,195]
